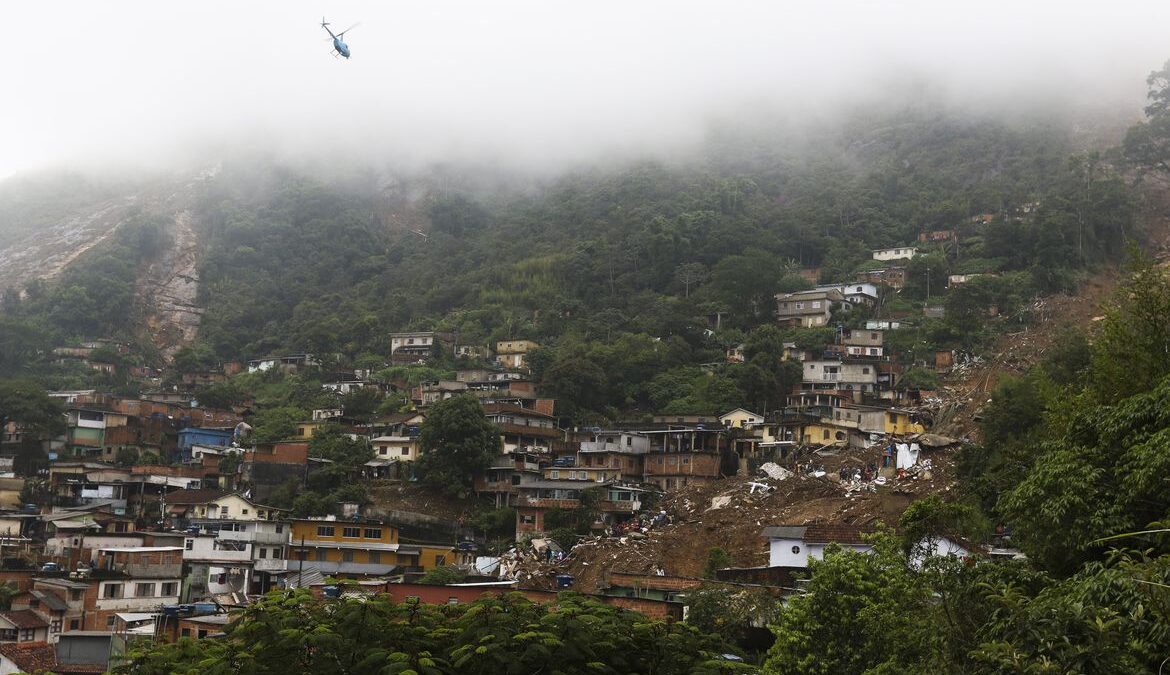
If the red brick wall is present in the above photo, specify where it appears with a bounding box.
[607,572,702,592]
[321,582,683,621]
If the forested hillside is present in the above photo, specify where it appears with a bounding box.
[0,94,1143,421]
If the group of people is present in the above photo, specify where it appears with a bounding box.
[608,509,672,537]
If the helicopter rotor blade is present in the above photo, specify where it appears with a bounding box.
[335,22,361,37]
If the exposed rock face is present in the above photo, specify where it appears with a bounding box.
[0,171,213,363]
[136,208,202,361]
[0,197,137,291]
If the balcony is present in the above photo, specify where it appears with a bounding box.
[599,499,641,513]
[521,497,580,509]
[217,529,289,546]
[253,558,288,573]
[105,562,183,578]
[821,373,841,382]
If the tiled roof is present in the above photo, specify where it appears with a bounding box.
[0,641,56,673]
[0,609,49,629]
[161,488,230,505]
[31,589,69,612]
[762,524,871,546]
[802,523,869,545]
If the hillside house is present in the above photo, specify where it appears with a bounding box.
[719,408,763,429]
[762,524,872,568]
[89,547,184,630]
[371,436,419,462]
[575,431,649,483]
[287,518,407,579]
[495,340,540,370]
[183,519,289,598]
[775,289,843,328]
[918,230,958,244]
[872,246,918,261]
[815,282,879,307]
[800,360,878,400]
[389,332,454,364]
[856,267,907,289]
[483,404,560,455]
[246,354,319,374]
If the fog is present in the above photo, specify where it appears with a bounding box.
[4,0,1169,179]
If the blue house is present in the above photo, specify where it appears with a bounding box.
[177,427,234,461]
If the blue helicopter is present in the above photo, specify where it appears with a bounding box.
[321,17,359,59]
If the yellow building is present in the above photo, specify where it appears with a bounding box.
[372,436,420,461]
[801,422,852,445]
[883,409,925,435]
[288,519,456,577]
[295,421,325,439]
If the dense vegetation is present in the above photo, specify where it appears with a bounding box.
[118,589,751,675]
[0,84,1147,422]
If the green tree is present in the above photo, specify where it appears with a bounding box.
[0,379,65,438]
[1124,58,1170,172]
[415,395,499,496]
[764,534,941,674]
[703,547,733,578]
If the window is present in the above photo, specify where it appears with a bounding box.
[369,551,381,564]
[822,430,830,440]
[447,597,459,605]
[520,515,535,525]
[114,522,128,533]
[435,555,446,566]
[550,470,559,479]
[342,527,361,538]
[791,545,801,554]
[400,447,409,456]
[315,549,327,562]
[220,506,229,516]
[241,509,249,515]
[135,583,156,598]
[258,547,267,559]
[626,436,632,446]
[70,590,82,602]
[811,301,821,309]
[70,619,80,631]
[364,528,381,539]
[862,367,870,374]
[682,457,690,465]
[185,539,194,550]
[162,583,177,596]
[379,447,388,456]
[181,628,191,637]
[276,524,283,534]
[103,583,122,599]
[341,550,354,563]
[106,616,116,629]
[317,526,335,537]
[50,620,61,634]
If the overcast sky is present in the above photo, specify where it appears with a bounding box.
[3,1,1169,178]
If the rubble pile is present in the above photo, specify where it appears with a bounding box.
[514,446,962,593]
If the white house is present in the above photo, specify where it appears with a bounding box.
[815,283,879,307]
[801,360,878,395]
[762,524,872,568]
[872,247,918,262]
[719,409,764,429]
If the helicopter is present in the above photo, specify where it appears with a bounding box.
[321,17,358,59]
